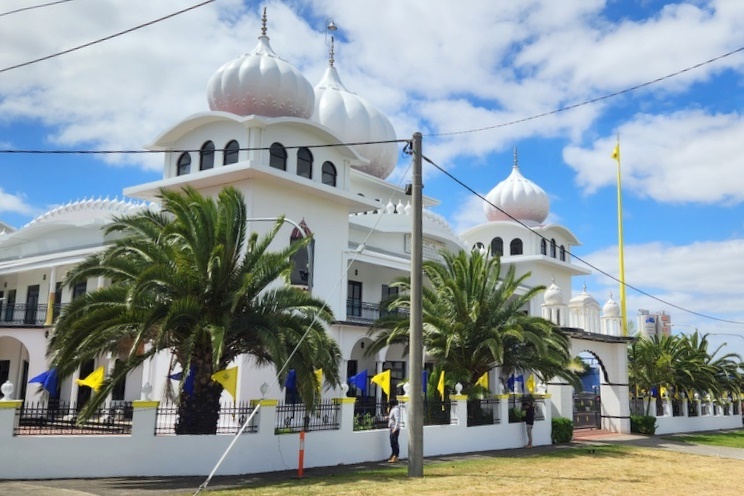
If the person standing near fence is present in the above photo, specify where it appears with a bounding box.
[523,401,535,448]
[385,399,400,462]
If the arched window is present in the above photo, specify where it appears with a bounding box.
[269,142,287,170]
[540,239,547,255]
[297,147,313,179]
[200,141,215,170]
[510,238,523,256]
[223,140,239,165]
[550,238,557,258]
[491,237,503,257]
[560,245,566,261]
[473,242,485,254]
[177,152,191,176]
[321,161,337,186]
[289,220,313,289]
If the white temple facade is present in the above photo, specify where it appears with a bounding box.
[0,12,630,433]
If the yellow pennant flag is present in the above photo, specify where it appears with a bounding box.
[211,367,238,401]
[475,371,489,390]
[611,143,620,161]
[437,370,445,401]
[314,369,323,393]
[76,366,105,392]
[526,374,536,394]
[370,369,391,397]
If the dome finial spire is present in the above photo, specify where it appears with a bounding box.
[329,36,335,67]
[261,7,268,37]
[513,147,519,169]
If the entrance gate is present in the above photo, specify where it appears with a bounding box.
[573,391,601,429]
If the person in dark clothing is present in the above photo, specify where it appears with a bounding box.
[523,401,535,447]
[385,399,401,462]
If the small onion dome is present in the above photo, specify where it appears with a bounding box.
[206,12,314,118]
[483,150,549,224]
[569,285,599,308]
[544,279,563,306]
[313,61,397,179]
[603,293,621,317]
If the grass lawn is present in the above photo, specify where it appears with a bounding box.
[664,429,744,448]
[194,441,744,496]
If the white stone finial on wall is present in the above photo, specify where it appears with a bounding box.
[1,381,14,400]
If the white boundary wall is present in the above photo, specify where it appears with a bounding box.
[636,398,743,435]
[0,395,550,480]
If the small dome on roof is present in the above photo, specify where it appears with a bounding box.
[569,284,599,308]
[544,279,564,306]
[483,149,549,225]
[603,293,621,317]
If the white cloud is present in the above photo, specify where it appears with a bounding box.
[0,188,34,216]
[564,110,744,204]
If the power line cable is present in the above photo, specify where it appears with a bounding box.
[0,0,215,75]
[0,138,408,155]
[427,44,744,137]
[0,0,75,18]
[421,152,744,327]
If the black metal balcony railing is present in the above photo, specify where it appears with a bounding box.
[0,304,61,327]
[345,299,408,325]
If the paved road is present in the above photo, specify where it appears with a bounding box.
[1,431,742,496]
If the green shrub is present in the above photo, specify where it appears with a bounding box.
[353,412,376,431]
[509,407,526,423]
[630,415,657,435]
[551,416,573,444]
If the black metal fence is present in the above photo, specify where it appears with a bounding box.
[353,398,388,431]
[422,399,451,425]
[274,400,340,434]
[672,399,684,416]
[467,398,501,426]
[14,401,133,435]
[154,402,257,435]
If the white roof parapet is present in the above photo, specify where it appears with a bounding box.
[24,197,155,228]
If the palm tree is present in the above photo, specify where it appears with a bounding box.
[49,186,341,434]
[365,249,581,395]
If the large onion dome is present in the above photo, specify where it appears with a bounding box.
[206,10,315,118]
[483,149,549,225]
[312,41,397,179]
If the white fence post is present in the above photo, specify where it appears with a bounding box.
[131,400,159,439]
[0,400,21,439]
[333,396,356,431]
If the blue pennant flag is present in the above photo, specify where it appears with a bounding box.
[29,368,58,396]
[348,369,368,393]
[169,364,196,395]
[507,374,524,393]
[284,369,297,390]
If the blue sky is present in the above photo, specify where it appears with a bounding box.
[1,0,744,354]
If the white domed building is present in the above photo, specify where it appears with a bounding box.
[461,149,632,433]
[0,12,465,412]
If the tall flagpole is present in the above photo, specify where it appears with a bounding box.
[612,138,628,336]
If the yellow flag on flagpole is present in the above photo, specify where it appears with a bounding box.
[611,143,620,161]
[526,374,536,394]
[370,369,391,397]
[475,371,489,390]
[437,370,446,401]
[211,367,238,401]
[314,369,323,393]
[76,366,105,392]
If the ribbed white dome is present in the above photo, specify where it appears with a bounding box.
[603,294,621,317]
[544,280,564,306]
[206,30,315,118]
[483,163,549,224]
[569,287,599,308]
[313,64,397,179]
